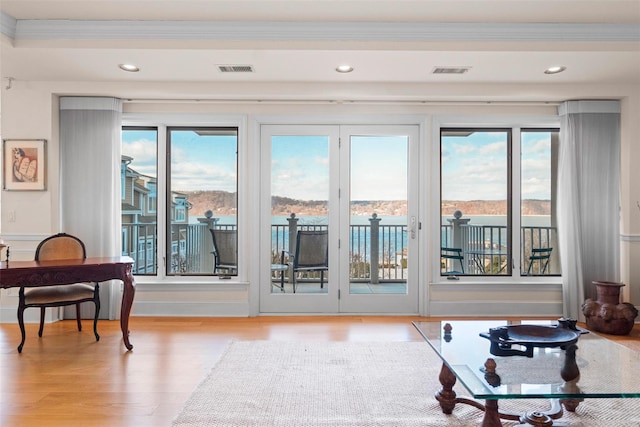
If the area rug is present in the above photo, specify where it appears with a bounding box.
[172,341,640,427]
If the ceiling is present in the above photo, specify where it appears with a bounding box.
[1,1,639,102]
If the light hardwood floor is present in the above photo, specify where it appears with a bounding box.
[1,316,639,427]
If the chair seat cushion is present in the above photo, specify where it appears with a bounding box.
[24,283,95,305]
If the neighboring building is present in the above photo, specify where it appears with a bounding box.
[120,155,191,273]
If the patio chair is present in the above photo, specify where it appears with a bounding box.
[282,230,329,293]
[441,247,465,275]
[525,247,552,275]
[17,233,100,353]
[210,229,237,275]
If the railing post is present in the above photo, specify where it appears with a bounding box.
[369,213,381,284]
[447,210,470,250]
[198,210,219,273]
[287,213,299,283]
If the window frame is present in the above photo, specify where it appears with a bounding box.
[433,115,561,285]
[440,127,513,277]
[121,113,247,284]
[165,126,239,277]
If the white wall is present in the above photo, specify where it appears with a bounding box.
[1,80,638,320]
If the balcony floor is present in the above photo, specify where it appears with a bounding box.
[271,281,407,294]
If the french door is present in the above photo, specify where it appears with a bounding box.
[259,124,420,314]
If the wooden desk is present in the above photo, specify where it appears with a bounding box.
[0,256,136,351]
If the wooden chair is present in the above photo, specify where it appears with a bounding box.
[17,233,100,353]
[282,230,329,293]
[441,247,465,275]
[210,229,237,275]
[525,247,553,275]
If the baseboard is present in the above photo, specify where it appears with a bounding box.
[428,301,563,317]
[0,307,48,323]
[131,301,250,317]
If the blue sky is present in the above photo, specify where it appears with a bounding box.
[123,129,551,201]
[442,131,552,201]
[122,129,237,192]
[271,135,408,201]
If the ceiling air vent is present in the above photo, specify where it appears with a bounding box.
[218,65,254,73]
[432,67,470,74]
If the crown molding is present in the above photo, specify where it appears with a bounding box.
[2,16,638,43]
[0,12,16,39]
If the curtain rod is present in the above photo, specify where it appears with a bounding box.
[122,99,561,106]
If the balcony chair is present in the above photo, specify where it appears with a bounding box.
[210,229,237,275]
[441,247,465,275]
[282,230,329,293]
[525,247,553,275]
[17,233,100,353]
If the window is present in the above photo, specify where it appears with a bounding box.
[520,129,560,276]
[122,127,158,275]
[167,127,238,276]
[440,127,559,278]
[121,126,238,277]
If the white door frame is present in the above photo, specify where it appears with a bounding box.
[337,125,420,314]
[258,120,424,315]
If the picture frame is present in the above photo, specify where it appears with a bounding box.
[3,139,47,191]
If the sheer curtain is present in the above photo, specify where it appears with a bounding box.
[59,97,122,319]
[557,100,621,320]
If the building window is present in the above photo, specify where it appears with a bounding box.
[121,126,238,277]
[440,127,560,277]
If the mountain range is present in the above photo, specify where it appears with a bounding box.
[183,190,551,218]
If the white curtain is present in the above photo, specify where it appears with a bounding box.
[557,100,621,320]
[59,97,122,319]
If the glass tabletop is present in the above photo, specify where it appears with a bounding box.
[413,320,640,400]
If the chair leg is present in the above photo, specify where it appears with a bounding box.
[292,271,297,293]
[38,307,46,337]
[75,304,83,332]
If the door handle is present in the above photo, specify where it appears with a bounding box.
[410,216,417,239]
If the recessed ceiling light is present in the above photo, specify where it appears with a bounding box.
[119,64,140,72]
[336,65,354,73]
[544,66,566,75]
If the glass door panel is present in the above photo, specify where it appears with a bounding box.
[270,135,329,294]
[338,126,419,314]
[260,125,339,313]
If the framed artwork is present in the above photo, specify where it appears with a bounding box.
[3,139,47,191]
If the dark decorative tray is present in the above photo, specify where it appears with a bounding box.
[479,319,587,357]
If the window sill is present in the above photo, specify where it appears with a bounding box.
[132,276,249,291]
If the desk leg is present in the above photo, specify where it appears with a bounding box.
[120,265,136,351]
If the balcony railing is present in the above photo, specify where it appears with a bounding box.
[123,214,558,278]
[441,222,559,275]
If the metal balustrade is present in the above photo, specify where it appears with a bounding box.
[441,223,559,275]
[122,216,558,279]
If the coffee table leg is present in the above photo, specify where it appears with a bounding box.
[481,400,504,427]
[434,362,566,427]
[559,398,583,412]
[436,362,458,414]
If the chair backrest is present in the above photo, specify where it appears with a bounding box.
[294,230,329,268]
[441,247,464,274]
[35,233,86,261]
[526,247,552,274]
[210,229,237,267]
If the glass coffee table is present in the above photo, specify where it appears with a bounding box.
[413,320,640,427]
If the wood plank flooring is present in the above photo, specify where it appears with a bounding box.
[1,316,639,427]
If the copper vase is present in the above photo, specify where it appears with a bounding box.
[582,281,638,335]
